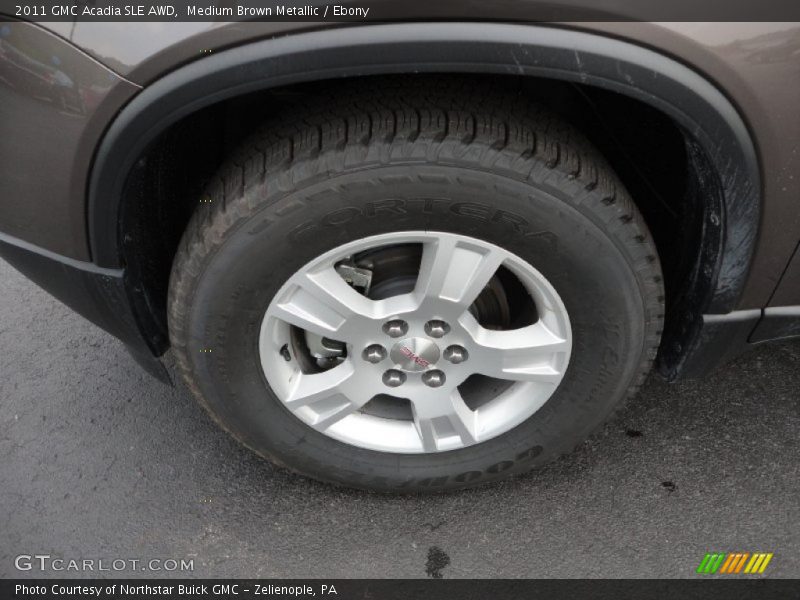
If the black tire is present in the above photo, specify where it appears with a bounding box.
[168,79,664,492]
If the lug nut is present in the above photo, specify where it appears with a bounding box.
[422,369,446,388]
[382,319,408,338]
[362,344,387,364]
[425,320,450,338]
[382,369,407,388]
[443,345,468,364]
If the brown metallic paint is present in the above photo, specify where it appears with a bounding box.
[0,21,139,260]
[770,244,800,306]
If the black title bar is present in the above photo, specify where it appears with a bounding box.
[4,579,800,600]
[3,0,800,22]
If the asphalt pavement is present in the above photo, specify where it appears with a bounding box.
[1,257,798,578]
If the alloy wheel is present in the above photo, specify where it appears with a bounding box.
[259,231,572,454]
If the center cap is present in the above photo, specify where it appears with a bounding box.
[390,337,440,372]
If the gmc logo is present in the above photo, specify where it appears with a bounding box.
[400,346,430,368]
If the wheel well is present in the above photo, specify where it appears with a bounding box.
[119,73,714,376]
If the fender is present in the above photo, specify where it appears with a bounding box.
[87,23,761,376]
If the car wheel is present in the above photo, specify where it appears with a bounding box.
[168,81,664,492]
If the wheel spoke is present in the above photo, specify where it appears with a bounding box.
[470,321,569,384]
[284,362,372,431]
[415,237,505,318]
[411,388,477,451]
[284,361,353,407]
[271,266,373,339]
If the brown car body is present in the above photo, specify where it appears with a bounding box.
[0,10,798,381]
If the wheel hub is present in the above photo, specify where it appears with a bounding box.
[390,337,441,372]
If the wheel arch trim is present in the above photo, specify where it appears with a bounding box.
[88,22,760,319]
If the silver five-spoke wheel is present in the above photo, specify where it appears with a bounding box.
[259,231,572,453]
